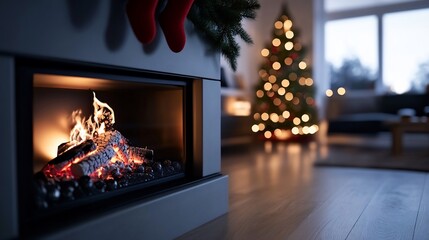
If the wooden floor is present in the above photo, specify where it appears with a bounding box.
[178,137,429,240]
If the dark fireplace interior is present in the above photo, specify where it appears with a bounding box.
[16,59,196,236]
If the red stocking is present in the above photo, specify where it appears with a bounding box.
[126,0,159,44]
[159,0,195,52]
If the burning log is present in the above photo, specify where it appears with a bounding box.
[129,146,154,163]
[70,145,116,177]
[70,130,129,177]
[42,139,96,176]
[57,142,75,156]
[94,130,129,160]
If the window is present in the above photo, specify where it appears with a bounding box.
[323,0,429,95]
[325,0,422,12]
[383,8,429,94]
[325,16,378,91]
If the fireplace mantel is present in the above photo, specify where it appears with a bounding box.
[0,0,220,79]
[0,1,226,239]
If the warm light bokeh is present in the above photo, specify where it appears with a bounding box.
[282,111,290,119]
[273,98,282,106]
[251,124,259,132]
[270,113,279,123]
[261,48,270,57]
[284,57,293,65]
[305,78,314,86]
[337,87,346,95]
[272,38,281,47]
[285,30,294,39]
[272,62,281,70]
[264,131,272,139]
[293,117,301,125]
[277,87,286,95]
[268,75,277,83]
[225,97,251,116]
[284,20,293,30]
[261,113,269,121]
[264,82,273,91]
[281,79,290,87]
[301,114,310,122]
[285,41,294,50]
[274,20,283,29]
[254,113,260,120]
[274,129,291,140]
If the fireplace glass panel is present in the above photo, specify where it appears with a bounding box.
[31,73,187,211]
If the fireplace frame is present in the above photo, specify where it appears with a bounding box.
[0,55,227,239]
[15,57,213,236]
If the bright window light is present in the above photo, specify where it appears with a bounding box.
[383,8,429,94]
[325,16,378,91]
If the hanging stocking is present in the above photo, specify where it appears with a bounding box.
[126,0,159,44]
[159,0,195,52]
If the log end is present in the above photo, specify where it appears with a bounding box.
[70,162,88,178]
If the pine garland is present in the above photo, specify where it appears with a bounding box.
[188,0,260,71]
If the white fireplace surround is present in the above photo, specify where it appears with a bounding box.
[0,0,227,239]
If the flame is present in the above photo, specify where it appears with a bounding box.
[69,92,115,146]
[69,110,90,144]
[41,92,123,180]
[92,91,115,134]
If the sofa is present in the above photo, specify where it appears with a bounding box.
[327,93,429,134]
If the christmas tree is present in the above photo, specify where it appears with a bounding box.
[251,4,319,140]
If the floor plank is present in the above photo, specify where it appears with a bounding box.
[346,171,426,240]
[413,173,429,240]
[177,139,429,240]
[287,177,384,240]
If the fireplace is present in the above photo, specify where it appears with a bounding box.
[15,59,209,235]
[7,57,228,239]
[0,1,227,238]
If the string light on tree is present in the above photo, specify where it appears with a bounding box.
[252,4,318,141]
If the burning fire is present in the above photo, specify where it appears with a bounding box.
[34,90,184,210]
[42,92,153,180]
[69,92,115,147]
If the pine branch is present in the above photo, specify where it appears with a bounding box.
[188,0,260,71]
